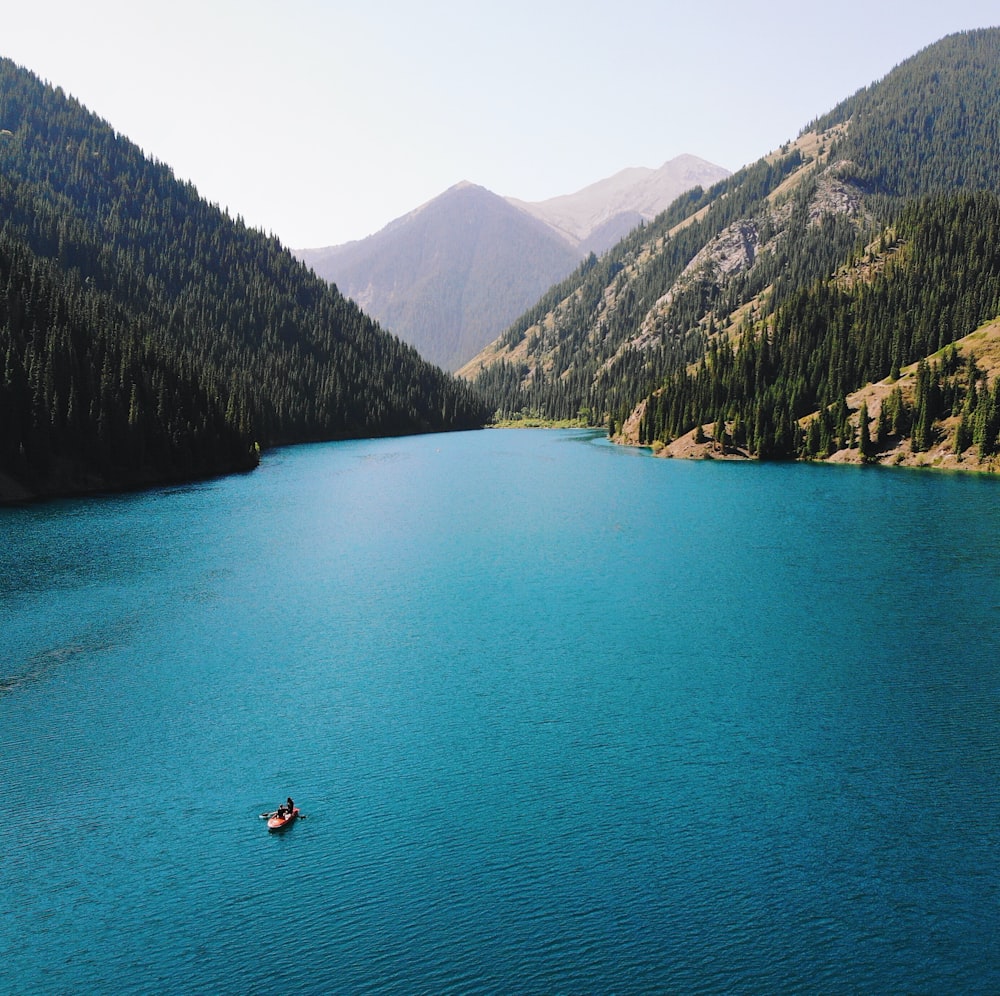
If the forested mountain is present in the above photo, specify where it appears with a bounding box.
[296,157,728,372]
[0,60,490,501]
[462,28,1000,469]
[296,183,581,371]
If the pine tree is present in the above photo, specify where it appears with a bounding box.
[858,400,873,461]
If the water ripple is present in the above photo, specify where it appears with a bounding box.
[3,431,1000,994]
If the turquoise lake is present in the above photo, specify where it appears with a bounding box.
[2,428,999,994]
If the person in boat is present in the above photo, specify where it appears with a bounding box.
[286,797,294,812]
[275,803,286,818]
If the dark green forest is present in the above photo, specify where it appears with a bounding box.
[0,60,490,499]
[471,28,1000,463]
[638,192,1000,458]
[7,27,1000,499]
[812,28,1000,202]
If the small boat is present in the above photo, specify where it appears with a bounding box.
[266,806,300,832]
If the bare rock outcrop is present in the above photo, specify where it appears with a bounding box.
[809,163,865,222]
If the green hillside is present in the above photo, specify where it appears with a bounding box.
[0,60,490,500]
[813,28,1000,201]
[638,192,1000,460]
[462,28,1000,468]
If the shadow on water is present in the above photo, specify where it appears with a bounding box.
[0,615,138,697]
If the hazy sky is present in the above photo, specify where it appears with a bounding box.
[5,1,999,248]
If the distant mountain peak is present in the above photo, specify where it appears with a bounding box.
[461,28,1000,471]
[507,154,731,248]
[296,181,581,371]
[377,180,506,237]
[295,154,730,370]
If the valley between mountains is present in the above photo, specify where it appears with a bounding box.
[295,155,729,372]
[3,28,1000,503]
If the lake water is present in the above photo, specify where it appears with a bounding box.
[2,428,998,994]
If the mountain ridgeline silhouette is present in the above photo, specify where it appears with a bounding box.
[297,183,581,372]
[5,28,1000,502]
[297,157,730,371]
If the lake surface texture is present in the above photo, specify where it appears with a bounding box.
[2,429,998,994]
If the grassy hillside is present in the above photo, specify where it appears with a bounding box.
[623,203,1000,474]
[633,321,1000,474]
[461,28,1000,471]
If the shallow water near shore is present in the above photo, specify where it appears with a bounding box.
[2,428,999,994]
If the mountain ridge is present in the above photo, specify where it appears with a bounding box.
[508,154,731,246]
[0,58,489,502]
[461,28,1000,472]
[296,155,730,370]
[297,182,583,371]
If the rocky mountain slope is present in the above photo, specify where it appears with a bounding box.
[461,28,1000,472]
[297,183,581,371]
[509,154,731,254]
[296,156,729,371]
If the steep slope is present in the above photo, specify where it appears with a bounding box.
[298,183,581,371]
[297,157,729,372]
[0,60,490,501]
[462,28,1000,469]
[509,154,731,253]
[629,191,1000,465]
[459,140,837,408]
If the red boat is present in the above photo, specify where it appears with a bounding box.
[266,806,299,832]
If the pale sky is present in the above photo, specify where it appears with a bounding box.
[5,1,999,249]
